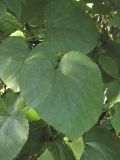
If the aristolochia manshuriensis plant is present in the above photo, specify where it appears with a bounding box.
[0,0,120,160]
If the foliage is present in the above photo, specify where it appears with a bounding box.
[0,0,120,159]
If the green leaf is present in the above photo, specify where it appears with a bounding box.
[111,103,120,135]
[20,0,26,5]
[10,30,25,38]
[70,138,84,160]
[47,139,76,160]
[106,80,120,107]
[0,1,7,19]
[4,90,26,112]
[19,50,103,139]
[39,149,54,160]
[0,98,6,116]
[21,0,48,26]
[0,95,29,160]
[44,0,99,54]
[92,1,112,15]
[16,120,48,160]
[3,0,22,17]
[0,114,29,160]
[0,12,21,35]
[65,137,84,160]
[81,127,120,160]
[114,0,120,7]
[99,55,119,78]
[104,41,120,75]
[110,12,120,27]
[0,37,28,92]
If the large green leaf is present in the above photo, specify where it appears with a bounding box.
[81,127,120,160]
[111,103,120,135]
[44,0,99,54]
[0,96,29,160]
[0,37,28,92]
[3,0,22,17]
[19,50,103,139]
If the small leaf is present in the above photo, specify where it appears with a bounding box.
[0,1,7,19]
[111,103,120,135]
[0,12,21,35]
[39,149,54,160]
[110,12,120,27]
[3,0,22,17]
[65,137,84,160]
[0,98,6,116]
[47,139,75,160]
[99,55,119,78]
[16,120,48,159]
[106,80,120,107]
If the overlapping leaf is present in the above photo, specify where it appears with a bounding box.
[3,0,22,17]
[38,149,54,160]
[21,0,48,26]
[110,12,120,27]
[0,12,21,35]
[0,37,29,92]
[107,80,120,107]
[99,55,119,78]
[44,0,99,54]
[65,137,84,160]
[0,95,29,160]
[111,103,120,135]
[47,139,76,160]
[0,1,7,19]
[16,120,48,160]
[81,127,120,160]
